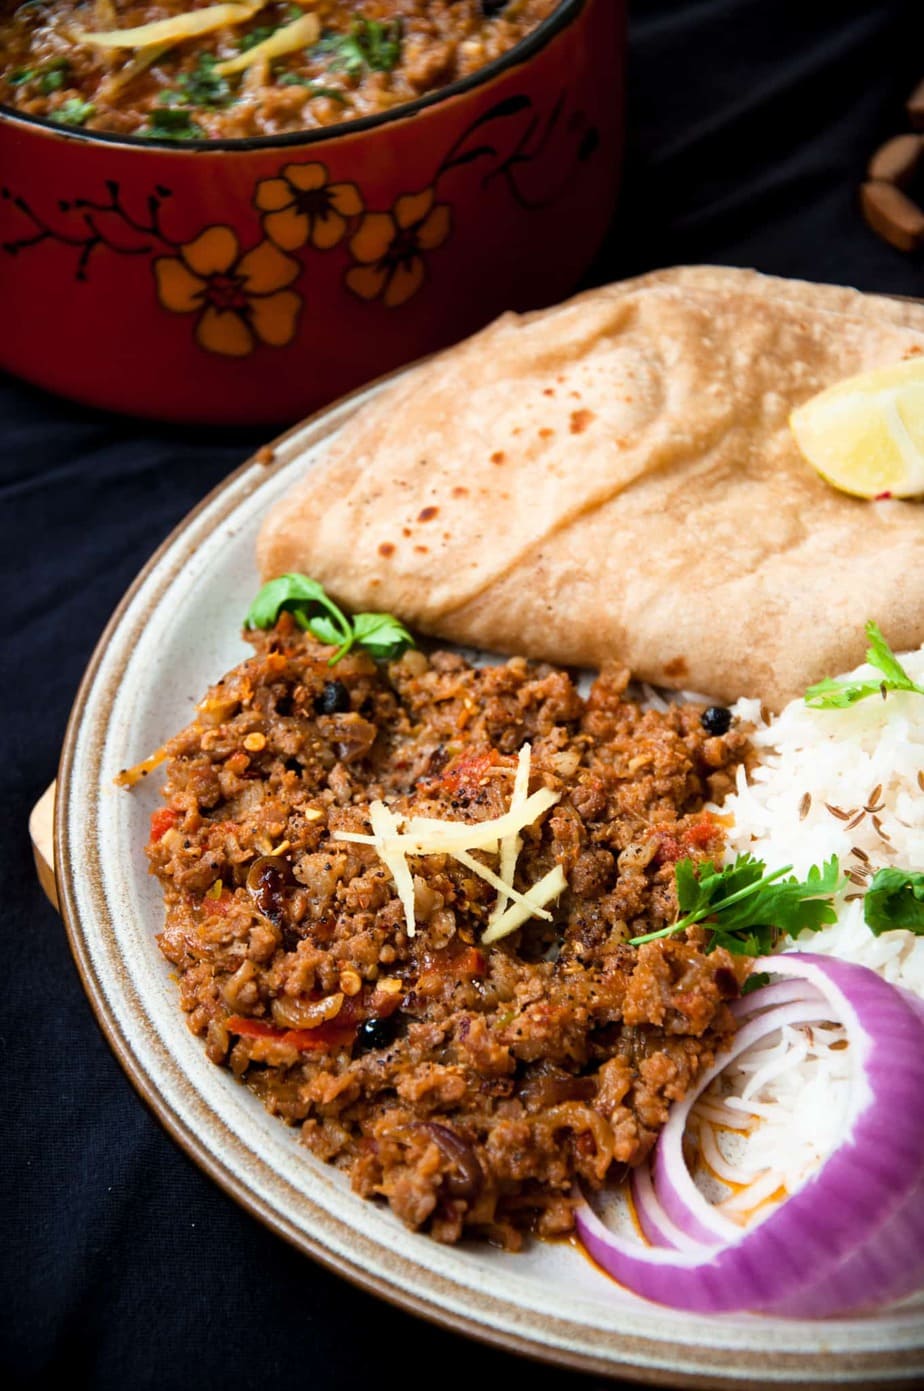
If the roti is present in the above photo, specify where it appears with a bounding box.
[257,267,924,710]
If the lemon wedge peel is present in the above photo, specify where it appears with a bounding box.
[790,357,924,500]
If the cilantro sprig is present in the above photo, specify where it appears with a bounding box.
[153,54,232,119]
[50,96,95,127]
[10,58,68,93]
[629,853,842,955]
[239,24,279,52]
[805,621,924,709]
[315,17,403,75]
[864,868,924,936]
[141,106,204,141]
[246,573,413,665]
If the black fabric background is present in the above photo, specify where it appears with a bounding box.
[3,3,923,1387]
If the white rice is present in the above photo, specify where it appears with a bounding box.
[690,646,924,1206]
[711,644,924,998]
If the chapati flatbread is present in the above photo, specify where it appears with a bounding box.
[257,267,924,709]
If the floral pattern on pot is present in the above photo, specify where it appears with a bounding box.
[1,91,598,358]
[255,162,364,253]
[154,227,302,356]
[345,188,451,308]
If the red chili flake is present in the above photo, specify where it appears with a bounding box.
[874,491,893,500]
[456,947,487,978]
[150,807,181,842]
[439,748,503,794]
[685,819,720,850]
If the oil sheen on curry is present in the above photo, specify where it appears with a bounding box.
[142,615,751,1246]
[0,0,559,139]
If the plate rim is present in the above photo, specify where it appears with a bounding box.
[53,373,924,1391]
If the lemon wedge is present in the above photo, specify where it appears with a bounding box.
[790,356,924,498]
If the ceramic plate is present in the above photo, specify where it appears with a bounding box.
[56,377,924,1390]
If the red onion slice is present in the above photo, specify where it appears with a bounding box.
[730,977,823,1017]
[576,954,924,1315]
[630,1164,704,1253]
[653,996,837,1245]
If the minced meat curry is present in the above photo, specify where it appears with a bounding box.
[0,0,560,139]
[144,616,750,1246]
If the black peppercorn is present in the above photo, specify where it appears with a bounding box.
[701,705,732,736]
[353,1014,401,1055]
[315,679,351,715]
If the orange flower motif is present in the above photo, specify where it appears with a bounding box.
[153,226,301,357]
[255,162,364,253]
[345,188,451,308]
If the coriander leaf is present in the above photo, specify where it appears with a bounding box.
[40,69,65,93]
[350,611,414,660]
[244,574,414,666]
[711,931,765,958]
[239,24,278,51]
[159,54,232,113]
[864,868,924,936]
[864,620,912,685]
[316,17,403,76]
[50,97,95,127]
[805,620,924,709]
[742,971,772,995]
[305,614,346,647]
[629,853,841,954]
[245,573,348,638]
[9,69,37,86]
[141,106,203,139]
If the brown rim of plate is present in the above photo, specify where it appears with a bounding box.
[0,0,588,154]
[54,359,923,1391]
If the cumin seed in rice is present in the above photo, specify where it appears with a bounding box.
[851,846,870,863]
[799,792,811,820]
[825,804,854,821]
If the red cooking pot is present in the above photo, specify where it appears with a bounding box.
[0,0,625,425]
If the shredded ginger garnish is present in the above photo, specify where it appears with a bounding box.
[333,743,566,940]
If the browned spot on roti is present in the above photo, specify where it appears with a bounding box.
[418,506,439,522]
[378,542,395,558]
[491,451,506,464]
[570,408,596,434]
[664,656,689,679]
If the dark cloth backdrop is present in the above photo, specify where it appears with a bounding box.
[4,3,922,1387]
